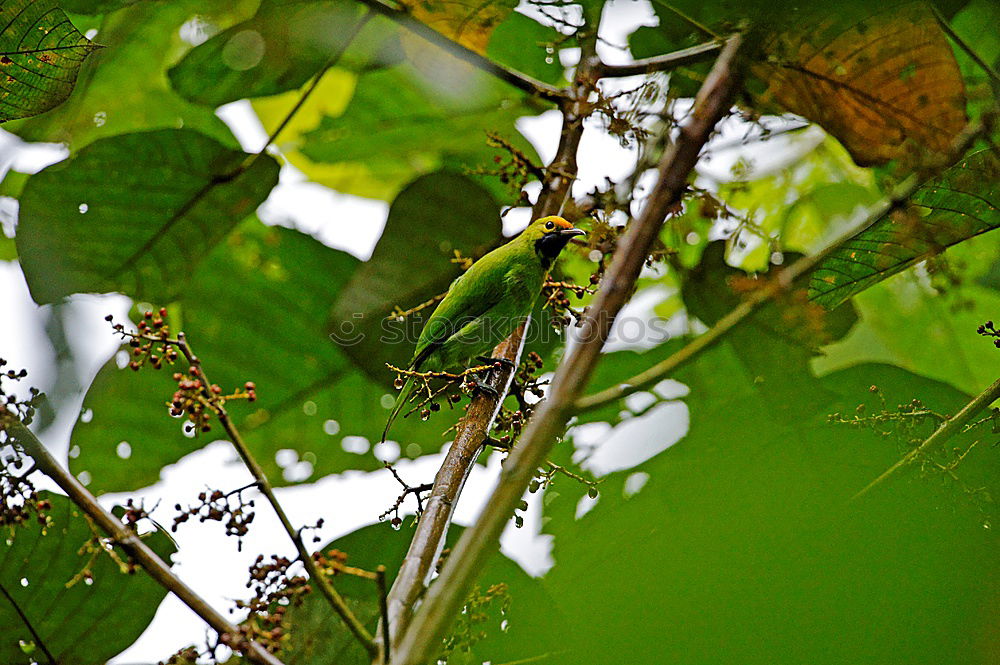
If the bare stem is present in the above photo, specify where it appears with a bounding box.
[172,334,377,656]
[390,33,747,665]
[0,411,286,665]
[852,374,1000,500]
[596,40,723,78]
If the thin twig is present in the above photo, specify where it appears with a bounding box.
[0,579,56,665]
[171,333,378,656]
[376,566,391,663]
[596,40,723,78]
[0,411,286,665]
[352,0,566,101]
[931,3,1000,92]
[573,114,994,414]
[391,33,747,665]
[852,375,1000,500]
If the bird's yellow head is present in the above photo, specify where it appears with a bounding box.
[523,215,586,268]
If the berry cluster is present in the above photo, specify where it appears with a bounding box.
[1,363,50,528]
[172,484,257,551]
[542,280,593,331]
[828,385,943,442]
[0,359,43,426]
[168,367,257,436]
[977,320,1000,347]
[230,554,312,654]
[108,309,178,372]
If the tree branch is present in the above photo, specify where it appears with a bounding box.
[171,333,377,656]
[596,40,723,78]
[0,410,286,665]
[390,33,746,665]
[352,0,566,101]
[573,113,995,414]
[852,374,1000,500]
[375,18,604,664]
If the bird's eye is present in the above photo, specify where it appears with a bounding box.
[544,221,555,230]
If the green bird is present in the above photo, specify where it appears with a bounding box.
[382,215,585,442]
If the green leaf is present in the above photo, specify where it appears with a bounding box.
[813,249,1000,396]
[3,0,248,149]
[540,345,999,664]
[486,12,564,85]
[810,149,1000,309]
[0,0,100,123]
[330,171,503,382]
[16,128,279,304]
[0,233,15,261]
[168,0,370,107]
[298,61,542,201]
[0,492,175,664]
[69,224,453,495]
[279,523,556,665]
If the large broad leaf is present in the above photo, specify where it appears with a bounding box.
[810,148,1000,309]
[539,342,998,664]
[168,0,374,107]
[3,0,247,149]
[278,522,556,665]
[297,60,542,202]
[0,492,175,664]
[0,1,100,123]
[15,128,279,304]
[330,171,502,381]
[69,224,453,495]
[638,0,967,166]
[755,1,967,166]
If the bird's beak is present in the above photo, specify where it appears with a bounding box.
[560,227,586,238]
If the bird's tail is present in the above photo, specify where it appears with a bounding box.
[382,374,417,443]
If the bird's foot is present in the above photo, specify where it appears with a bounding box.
[469,380,500,399]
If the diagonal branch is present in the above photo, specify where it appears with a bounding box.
[170,333,378,656]
[353,0,566,101]
[573,113,995,415]
[596,40,723,78]
[375,16,604,663]
[390,33,747,665]
[852,374,1000,500]
[0,410,286,665]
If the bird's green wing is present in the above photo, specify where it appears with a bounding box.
[411,257,508,367]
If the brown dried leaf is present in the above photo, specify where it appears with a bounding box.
[755,1,967,166]
[401,0,518,53]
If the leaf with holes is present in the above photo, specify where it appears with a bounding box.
[810,148,1000,308]
[0,492,175,664]
[0,0,100,123]
[755,1,967,166]
[15,128,279,304]
[4,0,243,150]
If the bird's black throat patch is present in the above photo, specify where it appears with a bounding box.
[535,232,573,269]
